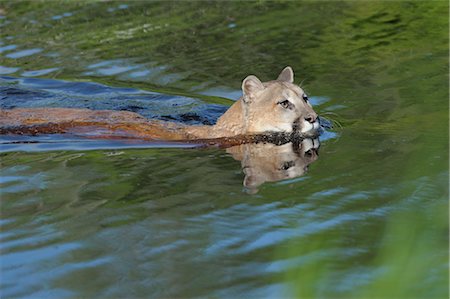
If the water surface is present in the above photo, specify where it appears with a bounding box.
[0,1,448,298]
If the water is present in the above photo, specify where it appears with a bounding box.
[0,1,448,298]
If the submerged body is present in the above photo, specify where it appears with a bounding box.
[0,67,321,142]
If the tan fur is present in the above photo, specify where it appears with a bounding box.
[227,138,320,193]
[0,67,320,141]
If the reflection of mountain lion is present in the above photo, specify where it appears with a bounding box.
[227,138,320,193]
[0,67,321,141]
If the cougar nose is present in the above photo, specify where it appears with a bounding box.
[304,114,317,123]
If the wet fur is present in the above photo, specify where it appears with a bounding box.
[0,67,320,143]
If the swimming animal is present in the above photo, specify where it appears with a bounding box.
[0,67,321,143]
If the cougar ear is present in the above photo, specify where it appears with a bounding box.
[242,75,264,102]
[277,66,294,83]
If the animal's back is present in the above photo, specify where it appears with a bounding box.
[0,108,191,140]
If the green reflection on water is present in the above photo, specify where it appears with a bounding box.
[0,0,448,298]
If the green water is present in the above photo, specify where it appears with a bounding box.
[0,1,448,298]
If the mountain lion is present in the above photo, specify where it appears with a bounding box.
[0,66,321,143]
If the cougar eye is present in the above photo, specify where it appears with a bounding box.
[277,99,293,109]
[302,94,309,102]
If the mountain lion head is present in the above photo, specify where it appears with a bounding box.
[240,66,319,137]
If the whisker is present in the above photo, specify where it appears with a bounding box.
[299,78,307,88]
[330,118,343,130]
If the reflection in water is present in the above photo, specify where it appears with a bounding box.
[0,66,19,75]
[21,67,59,77]
[5,48,42,59]
[0,1,447,298]
[228,138,320,193]
[0,44,17,53]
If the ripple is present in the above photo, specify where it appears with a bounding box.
[1,172,47,194]
[319,130,339,141]
[87,60,114,69]
[1,239,82,298]
[85,60,139,76]
[2,241,81,269]
[107,4,129,13]
[310,96,331,105]
[128,69,151,78]
[309,187,347,199]
[94,65,138,76]
[0,134,200,152]
[0,66,19,75]
[5,48,43,59]
[51,12,73,21]
[22,67,59,77]
[0,20,11,27]
[0,44,17,53]
[324,104,347,111]
[0,175,25,184]
[153,72,187,85]
[199,87,242,100]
